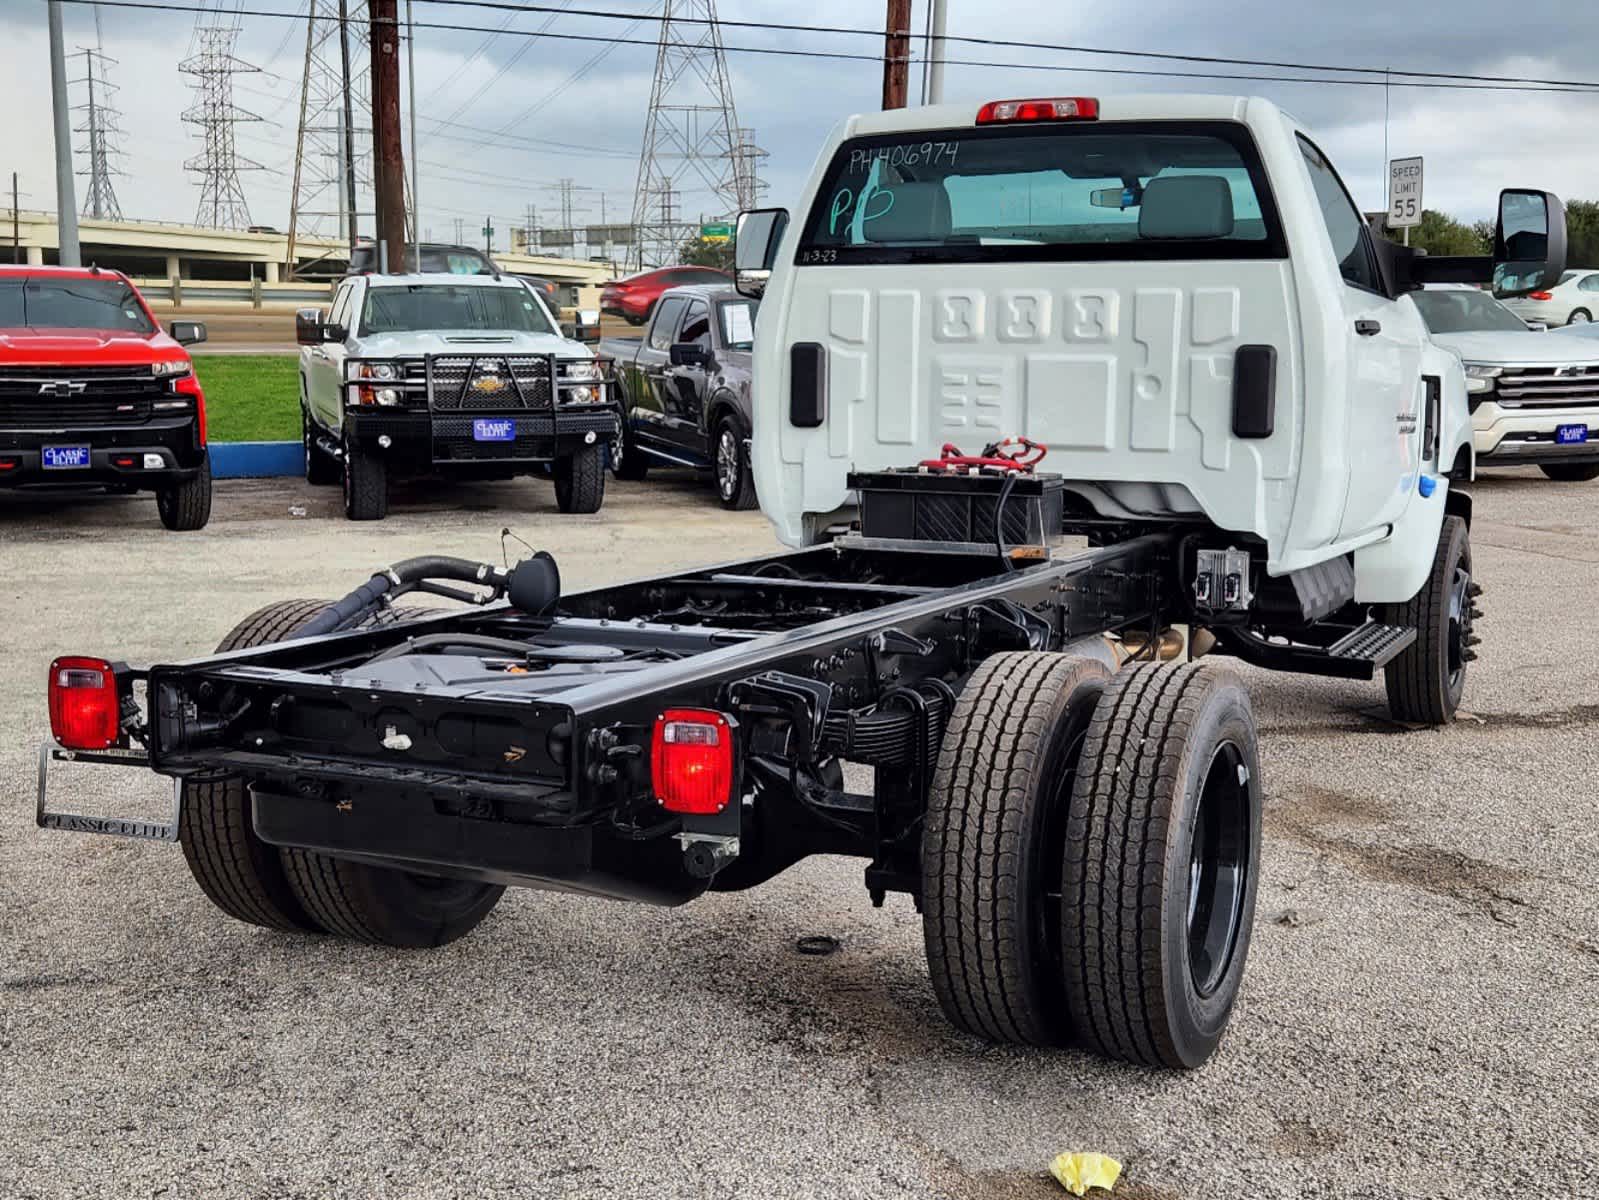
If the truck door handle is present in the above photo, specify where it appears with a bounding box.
[1355,319,1381,337]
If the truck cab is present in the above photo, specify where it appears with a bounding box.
[0,266,211,530]
[604,283,760,508]
[736,94,1562,609]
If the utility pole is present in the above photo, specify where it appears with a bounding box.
[48,1,81,266]
[368,0,407,273]
[881,0,911,111]
[12,173,20,264]
[923,0,947,103]
[405,0,419,267]
[338,0,359,252]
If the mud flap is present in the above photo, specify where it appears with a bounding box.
[35,742,180,842]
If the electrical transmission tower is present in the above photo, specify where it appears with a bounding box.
[73,46,125,221]
[629,0,753,270]
[735,127,768,204]
[180,24,264,229]
[288,0,373,267]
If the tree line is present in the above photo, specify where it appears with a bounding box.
[1391,200,1599,265]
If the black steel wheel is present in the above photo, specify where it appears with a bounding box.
[1380,514,1474,724]
[1063,660,1262,1069]
[922,652,1111,1046]
[714,414,757,510]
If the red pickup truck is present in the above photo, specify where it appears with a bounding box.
[0,266,212,530]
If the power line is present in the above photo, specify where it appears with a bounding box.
[58,0,1599,95]
[417,0,1599,92]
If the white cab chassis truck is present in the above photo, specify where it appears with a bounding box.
[738,93,1566,725]
[36,94,1566,1075]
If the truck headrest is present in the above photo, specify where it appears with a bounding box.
[1138,176,1235,240]
[864,183,952,242]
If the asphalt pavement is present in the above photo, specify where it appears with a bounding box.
[0,468,1595,1199]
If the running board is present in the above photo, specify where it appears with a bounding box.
[1212,622,1416,681]
[36,743,180,843]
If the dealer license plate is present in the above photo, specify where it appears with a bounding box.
[472,419,516,442]
[42,445,91,469]
[1555,423,1589,446]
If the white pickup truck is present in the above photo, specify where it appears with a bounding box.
[735,92,1566,724]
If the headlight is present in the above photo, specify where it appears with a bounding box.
[560,360,601,382]
[356,361,401,381]
[376,387,401,406]
[1464,364,1501,394]
[152,360,189,379]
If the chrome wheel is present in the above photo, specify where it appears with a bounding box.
[717,427,740,500]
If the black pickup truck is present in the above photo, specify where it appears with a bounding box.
[601,284,759,509]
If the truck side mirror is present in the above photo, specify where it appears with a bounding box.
[168,320,207,346]
[295,307,327,346]
[669,342,709,367]
[1493,189,1567,297]
[571,309,601,344]
[734,207,789,299]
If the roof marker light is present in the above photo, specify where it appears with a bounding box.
[977,97,1099,125]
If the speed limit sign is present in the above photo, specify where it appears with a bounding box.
[1388,157,1423,228]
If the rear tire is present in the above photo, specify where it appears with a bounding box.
[342,436,387,521]
[922,652,1110,1046]
[1380,514,1473,725]
[1539,461,1599,482]
[156,454,212,531]
[280,853,504,948]
[554,442,606,513]
[1567,308,1592,325]
[1063,661,1262,1069]
[179,599,334,933]
[714,413,757,510]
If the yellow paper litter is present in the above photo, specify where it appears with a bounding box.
[1049,1151,1122,1196]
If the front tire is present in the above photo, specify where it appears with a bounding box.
[922,652,1110,1046]
[1063,661,1262,1070]
[342,436,387,521]
[1380,514,1473,725]
[156,453,213,531]
[714,413,757,510]
[554,442,606,513]
[1539,461,1599,482]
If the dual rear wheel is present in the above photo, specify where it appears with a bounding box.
[922,653,1261,1069]
[177,599,504,948]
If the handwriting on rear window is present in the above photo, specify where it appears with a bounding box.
[846,142,959,174]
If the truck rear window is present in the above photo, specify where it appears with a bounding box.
[0,277,155,333]
[796,121,1284,265]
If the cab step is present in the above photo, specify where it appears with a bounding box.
[1212,621,1416,680]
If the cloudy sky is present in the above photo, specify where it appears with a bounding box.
[2,0,1598,249]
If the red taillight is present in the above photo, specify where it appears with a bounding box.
[1528,291,1553,301]
[651,708,735,814]
[48,656,122,750]
[977,97,1099,124]
[175,372,207,445]
[0,457,18,471]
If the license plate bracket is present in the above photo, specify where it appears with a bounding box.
[43,445,91,469]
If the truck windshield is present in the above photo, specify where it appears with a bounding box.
[360,284,557,335]
[796,121,1283,265]
[0,277,155,334]
[1411,289,1530,334]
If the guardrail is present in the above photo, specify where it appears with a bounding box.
[133,279,336,310]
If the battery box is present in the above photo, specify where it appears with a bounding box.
[849,469,1066,549]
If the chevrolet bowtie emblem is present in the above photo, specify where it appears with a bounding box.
[472,375,505,393]
[39,380,88,397]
